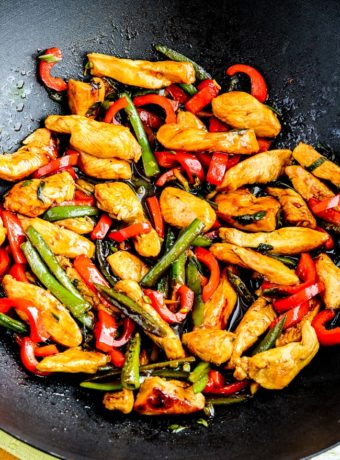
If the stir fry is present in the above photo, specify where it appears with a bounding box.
[0,44,339,418]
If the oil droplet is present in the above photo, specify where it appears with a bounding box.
[16,80,24,89]
[14,122,22,131]
[16,103,24,112]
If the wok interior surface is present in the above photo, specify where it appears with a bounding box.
[0,0,339,458]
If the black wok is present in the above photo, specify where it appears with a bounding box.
[0,0,339,458]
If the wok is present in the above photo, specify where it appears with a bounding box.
[0,0,339,458]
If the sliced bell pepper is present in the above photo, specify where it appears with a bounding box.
[91,214,113,240]
[34,344,59,357]
[109,348,125,368]
[226,64,268,102]
[311,194,340,213]
[257,138,273,152]
[315,226,334,250]
[20,337,50,376]
[312,310,340,346]
[38,47,68,92]
[203,370,225,392]
[185,79,220,114]
[146,196,165,238]
[111,318,135,348]
[8,263,29,283]
[273,282,324,313]
[2,211,26,264]
[32,153,79,178]
[227,155,241,169]
[196,152,212,169]
[58,166,77,179]
[206,152,229,186]
[0,247,10,277]
[309,197,340,225]
[155,151,204,183]
[137,108,163,130]
[209,117,229,133]
[133,94,177,124]
[166,84,189,104]
[94,310,118,352]
[204,380,249,395]
[270,302,309,331]
[144,286,194,324]
[104,97,128,124]
[194,247,220,302]
[108,222,152,243]
[155,168,179,187]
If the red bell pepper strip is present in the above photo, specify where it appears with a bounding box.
[309,197,340,225]
[166,84,189,104]
[227,155,241,169]
[204,380,249,395]
[194,247,220,302]
[312,310,340,346]
[206,152,229,186]
[209,117,229,132]
[137,108,163,130]
[94,310,118,352]
[108,222,152,243]
[2,211,26,264]
[155,151,204,183]
[185,79,220,114]
[196,152,212,169]
[155,168,179,187]
[133,95,177,124]
[226,64,268,102]
[257,138,273,152]
[315,226,334,250]
[91,214,113,240]
[311,194,340,213]
[58,166,77,179]
[74,190,94,203]
[0,247,10,277]
[38,47,68,92]
[8,263,29,283]
[104,97,128,124]
[34,344,59,357]
[211,219,222,230]
[111,318,135,348]
[273,282,324,313]
[20,337,50,376]
[109,348,125,368]
[32,153,79,178]
[144,286,194,324]
[146,196,165,238]
[271,302,309,331]
[204,370,225,392]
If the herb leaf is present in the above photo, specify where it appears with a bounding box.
[256,243,274,253]
[37,181,46,203]
[168,424,187,433]
[234,211,266,225]
[197,418,209,428]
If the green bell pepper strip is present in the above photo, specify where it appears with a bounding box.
[193,373,209,394]
[141,218,205,287]
[95,284,168,338]
[0,312,27,333]
[205,395,249,405]
[121,332,141,390]
[251,315,286,356]
[21,241,93,329]
[189,362,210,383]
[171,250,186,287]
[156,228,176,296]
[186,257,205,327]
[42,205,98,222]
[226,269,255,305]
[80,381,123,391]
[120,92,160,177]
[179,83,198,96]
[154,44,211,80]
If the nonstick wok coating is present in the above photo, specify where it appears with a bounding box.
[0,0,339,459]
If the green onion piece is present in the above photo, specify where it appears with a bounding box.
[197,418,209,428]
[80,381,123,391]
[193,373,209,393]
[251,315,286,356]
[42,206,98,222]
[189,362,210,383]
[191,235,212,247]
[121,333,141,390]
[205,395,249,405]
[0,313,27,333]
[179,83,198,96]
[186,257,205,327]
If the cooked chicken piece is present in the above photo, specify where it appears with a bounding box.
[0,217,7,247]
[79,152,132,180]
[115,280,185,359]
[88,53,195,89]
[36,347,109,373]
[103,389,134,414]
[218,150,292,191]
[229,298,276,368]
[45,115,141,162]
[0,128,57,182]
[182,327,235,365]
[95,182,161,257]
[160,187,216,232]
[285,166,334,202]
[54,216,94,235]
[177,110,207,130]
[212,91,281,137]
[215,189,280,232]
[234,321,319,389]
[107,251,148,282]
[134,377,205,415]
[219,227,328,255]
[293,143,340,188]
[68,78,105,117]
[4,171,75,217]
[202,270,237,329]
[3,275,82,347]
[315,254,340,309]
[157,123,258,154]
[19,217,95,258]
[210,243,299,285]
[266,186,316,228]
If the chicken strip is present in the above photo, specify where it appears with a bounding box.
[54,216,94,235]
[79,152,132,180]
[293,143,340,188]
[95,182,161,257]
[176,110,207,130]
[36,347,109,373]
[285,165,334,201]
[266,186,316,228]
[19,217,95,258]
[3,275,82,347]
[107,251,148,282]
[103,389,134,414]
[4,171,75,217]
[45,115,141,162]
[134,377,205,415]
[212,91,281,137]
[215,189,280,232]
[210,243,299,285]
[218,150,292,191]
[234,321,319,389]
[88,53,195,89]
[68,78,105,117]
[182,327,235,365]
[160,187,216,232]
[229,298,276,368]
[115,280,185,359]
[315,254,340,309]
[0,218,7,247]
[0,128,57,182]
[219,227,328,255]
